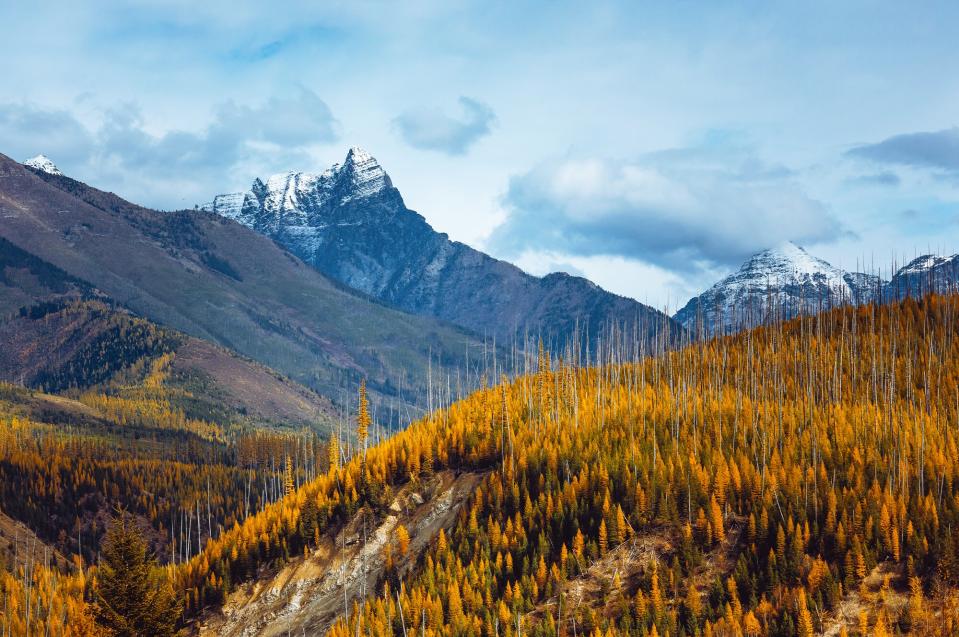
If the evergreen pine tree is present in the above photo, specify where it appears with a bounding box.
[95,511,180,637]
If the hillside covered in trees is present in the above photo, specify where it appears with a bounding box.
[5,293,959,636]
[182,292,959,636]
[0,306,336,636]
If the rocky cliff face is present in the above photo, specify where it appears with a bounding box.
[674,242,882,334]
[203,148,678,347]
[199,470,482,637]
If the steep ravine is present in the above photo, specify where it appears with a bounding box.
[196,470,484,637]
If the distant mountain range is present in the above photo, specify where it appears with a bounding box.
[202,147,678,349]
[1,151,494,420]
[11,149,958,370]
[675,241,959,334]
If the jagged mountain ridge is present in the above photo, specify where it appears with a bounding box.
[674,242,883,334]
[203,148,679,347]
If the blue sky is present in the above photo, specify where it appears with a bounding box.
[1,1,958,308]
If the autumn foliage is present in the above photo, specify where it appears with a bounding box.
[171,294,959,635]
[6,294,959,635]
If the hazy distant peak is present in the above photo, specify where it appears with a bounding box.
[896,253,959,276]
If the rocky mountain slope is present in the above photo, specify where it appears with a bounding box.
[0,234,92,315]
[203,148,678,348]
[1,152,493,419]
[674,242,882,334]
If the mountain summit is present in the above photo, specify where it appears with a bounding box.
[23,154,63,176]
[674,242,881,334]
[203,148,678,347]
[203,146,394,236]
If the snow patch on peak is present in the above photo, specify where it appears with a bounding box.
[675,242,880,333]
[760,240,808,260]
[746,241,840,280]
[339,147,390,201]
[897,254,958,276]
[23,154,63,176]
[763,240,804,254]
[345,146,374,164]
[202,147,393,223]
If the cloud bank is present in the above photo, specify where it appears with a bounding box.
[490,147,843,272]
[97,88,338,176]
[847,127,959,173]
[0,89,338,208]
[0,103,94,166]
[846,171,901,187]
[392,97,495,155]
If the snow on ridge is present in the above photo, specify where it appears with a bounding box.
[202,147,392,226]
[897,254,959,276]
[751,242,840,278]
[341,147,390,201]
[676,241,880,332]
[202,192,247,219]
[23,154,63,176]
[727,241,850,294]
[346,146,374,164]
[260,171,326,220]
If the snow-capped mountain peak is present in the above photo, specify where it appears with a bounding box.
[199,147,672,346]
[346,146,374,164]
[23,154,63,176]
[897,254,958,276]
[340,146,391,200]
[202,147,393,226]
[674,242,881,333]
[743,241,846,285]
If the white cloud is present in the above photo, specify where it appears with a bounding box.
[847,127,959,173]
[0,102,94,165]
[0,89,338,209]
[491,145,844,273]
[392,97,495,155]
